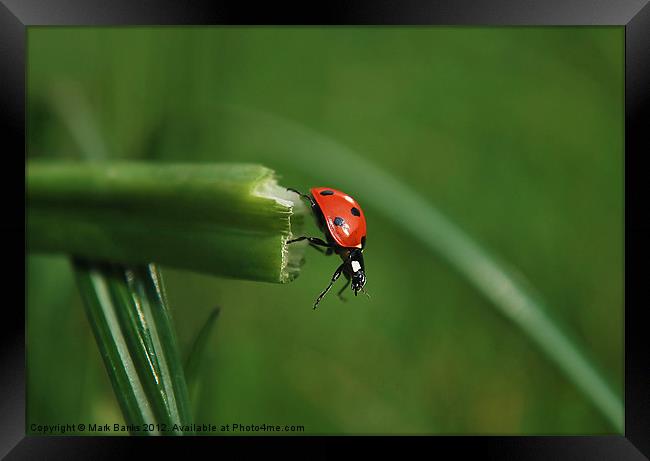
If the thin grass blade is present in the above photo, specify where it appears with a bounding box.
[184,308,221,416]
[74,260,193,435]
[73,261,158,434]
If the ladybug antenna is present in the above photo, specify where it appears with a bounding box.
[362,287,371,299]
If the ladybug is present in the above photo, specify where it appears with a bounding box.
[287,187,368,309]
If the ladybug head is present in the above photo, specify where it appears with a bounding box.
[351,270,366,296]
[349,249,366,296]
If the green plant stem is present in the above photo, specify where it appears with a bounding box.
[27,162,306,283]
[74,262,159,434]
[74,261,193,435]
[135,264,194,429]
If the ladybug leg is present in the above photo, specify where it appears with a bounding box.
[308,243,327,254]
[286,188,316,207]
[287,236,332,248]
[314,262,346,309]
[309,243,338,256]
[305,243,335,255]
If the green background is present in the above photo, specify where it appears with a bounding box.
[27,27,623,434]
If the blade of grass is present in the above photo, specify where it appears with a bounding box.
[136,264,194,430]
[73,261,158,434]
[27,162,306,283]
[218,105,623,432]
[74,260,194,435]
[106,266,173,430]
[184,308,221,416]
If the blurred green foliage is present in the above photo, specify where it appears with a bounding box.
[27,27,623,434]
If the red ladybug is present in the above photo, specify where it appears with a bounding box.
[287,187,367,309]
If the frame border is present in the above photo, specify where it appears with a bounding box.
[4,0,648,458]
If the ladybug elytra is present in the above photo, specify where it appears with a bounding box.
[287,187,368,309]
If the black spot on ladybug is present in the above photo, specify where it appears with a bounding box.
[351,207,361,216]
[334,217,345,226]
[320,190,334,196]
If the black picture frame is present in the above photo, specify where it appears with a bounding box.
[4,1,649,458]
